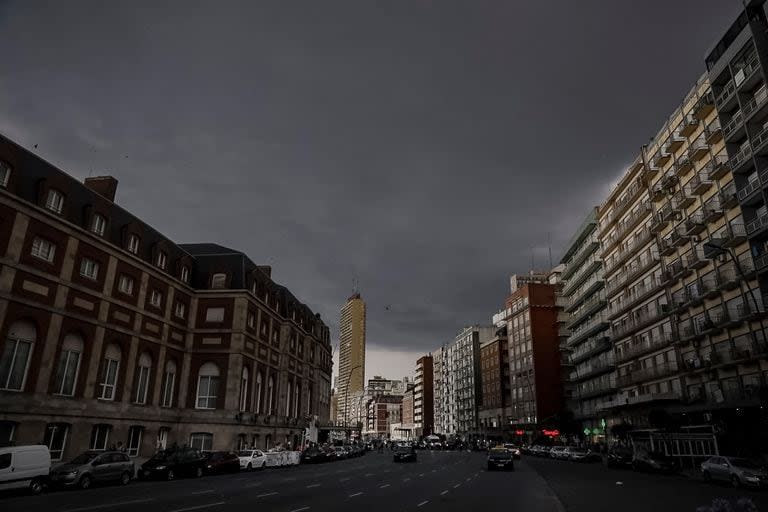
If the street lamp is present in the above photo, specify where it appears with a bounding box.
[703,240,767,342]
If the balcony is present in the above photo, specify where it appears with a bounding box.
[702,200,724,223]
[685,247,708,270]
[616,332,674,364]
[578,382,619,400]
[704,120,722,145]
[669,258,692,280]
[715,79,737,111]
[742,83,768,123]
[728,142,753,175]
[683,212,706,235]
[567,313,610,348]
[710,155,732,182]
[650,211,669,233]
[653,150,672,168]
[660,171,678,189]
[675,156,694,177]
[570,336,612,364]
[660,235,677,256]
[606,255,660,296]
[711,222,747,248]
[672,190,695,210]
[689,173,713,195]
[569,359,616,382]
[651,184,667,202]
[688,136,710,161]
[716,265,742,291]
[625,391,682,406]
[567,294,607,330]
[693,91,715,120]
[750,123,768,156]
[603,228,655,277]
[746,212,768,236]
[665,134,686,154]
[642,164,660,181]
[718,180,738,208]
[670,226,691,247]
[617,362,679,387]
[561,240,600,280]
[562,257,601,296]
[736,175,763,203]
[608,277,665,320]
[605,204,652,251]
[679,114,699,137]
[601,180,646,234]
[611,303,672,340]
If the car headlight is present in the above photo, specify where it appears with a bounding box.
[154,465,166,470]
[742,472,759,479]
[65,470,79,477]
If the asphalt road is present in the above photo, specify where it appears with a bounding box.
[1,451,765,512]
[0,450,562,512]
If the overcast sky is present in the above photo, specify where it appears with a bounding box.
[0,1,742,383]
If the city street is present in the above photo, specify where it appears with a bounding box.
[0,451,765,512]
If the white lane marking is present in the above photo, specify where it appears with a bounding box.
[168,503,226,512]
[340,477,351,482]
[474,472,479,477]
[453,483,461,488]
[383,469,390,473]
[245,482,263,488]
[419,473,425,477]
[307,483,322,488]
[63,500,155,512]
[380,484,390,488]
[256,492,279,498]
[289,508,310,512]
[466,477,471,482]
[364,473,373,477]
[440,490,448,495]
[191,490,215,495]
[403,477,411,482]
[417,501,429,508]
[283,477,297,482]
[431,469,437,473]
[349,492,364,497]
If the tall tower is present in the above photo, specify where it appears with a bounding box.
[337,292,366,425]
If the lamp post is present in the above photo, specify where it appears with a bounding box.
[703,241,767,344]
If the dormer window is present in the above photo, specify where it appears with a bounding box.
[90,214,107,236]
[0,161,10,188]
[45,189,64,214]
[127,234,140,255]
[211,273,227,289]
[181,266,190,283]
[155,251,167,270]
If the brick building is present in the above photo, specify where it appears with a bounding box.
[0,134,333,461]
[413,355,433,436]
[478,327,511,431]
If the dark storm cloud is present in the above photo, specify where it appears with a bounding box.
[0,1,741,363]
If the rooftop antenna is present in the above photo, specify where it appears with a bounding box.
[548,232,553,269]
[530,247,535,271]
[352,276,359,295]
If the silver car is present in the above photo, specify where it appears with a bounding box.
[51,451,134,489]
[701,456,768,488]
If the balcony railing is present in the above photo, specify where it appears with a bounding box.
[603,228,655,276]
[561,240,600,280]
[562,256,602,296]
[617,362,679,387]
[570,336,612,364]
[688,136,710,161]
[616,332,674,364]
[704,119,722,144]
[742,84,768,121]
[746,212,768,235]
[716,79,737,109]
[601,179,647,233]
[611,303,672,340]
[679,114,699,137]
[569,359,616,382]
[722,110,744,140]
[608,276,665,320]
[606,255,660,296]
[567,312,610,347]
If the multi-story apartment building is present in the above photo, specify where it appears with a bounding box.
[414,355,434,436]
[478,327,511,431]
[0,134,333,460]
[433,326,493,435]
[337,292,366,426]
[596,70,762,439]
[365,394,402,438]
[432,350,444,435]
[402,387,414,426]
[560,208,615,433]
[493,276,564,431]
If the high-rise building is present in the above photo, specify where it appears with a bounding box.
[478,326,511,431]
[493,273,565,431]
[337,292,366,425]
[414,355,434,436]
[433,326,494,435]
[560,208,615,434]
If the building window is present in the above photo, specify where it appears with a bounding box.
[149,289,163,308]
[79,258,100,280]
[30,237,56,262]
[45,189,64,213]
[205,307,225,323]
[0,321,36,391]
[127,426,143,457]
[89,424,111,451]
[189,433,213,452]
[160,360,176,407]
[196,362,220,409]
[53,333,84,396]
[239,366,249,412]
[211,273,227,289]
[174,301,186,319]
[266,375,275,414]
[247,313,256,329]
[255,372,263,413]
[157,427,169,450]
[293,382,300,417]
[0,161,10,187]
[181,266,190,283]
[118,274,134,295]
[155,251,167,270]
[90,214,107,236]
[127,234,140,255]
[134,352,152,404]
[285,381,292,416]
[44,423,69,461]
[98,343,121,400]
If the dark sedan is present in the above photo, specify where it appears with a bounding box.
[487,448,515,471]
[606,447,633,469]
[393,445,417,463]
[140,448,206,480]
[301,447,327,464]
[202,451,240,474]
[632,451,679,474]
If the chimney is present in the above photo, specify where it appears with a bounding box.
[257,265,272,277]
[84,176,118,202]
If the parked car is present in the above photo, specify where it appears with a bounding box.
[51,451,134,489]
[606,446,633,468]
[701,456,768,488]
[503,444,522,459]
[301,447,326,464]
[238,449,267,470]
[0,445,51,495]
[140,447,205,480]
[321,446,337,462]
[550,446,569,460]
[393,444,417,463]
[487,448,515,471]
[203,451,240,474]
[632,451,678,473]
[567,447,600,463]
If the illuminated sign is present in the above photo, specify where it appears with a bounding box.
[541,429,560,437]
[514,430,525,436]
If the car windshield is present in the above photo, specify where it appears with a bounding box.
[148,451,173,462]
[238,451,254,457]
[69,452,98,464]
[730,458,762,469]
[395,446,412,453]
[490,449,512,459]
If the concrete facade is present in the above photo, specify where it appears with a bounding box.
[337,293,366,426]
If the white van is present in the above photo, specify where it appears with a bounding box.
[0,445,51,494]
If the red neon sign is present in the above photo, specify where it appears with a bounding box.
[541,429,560,437]
[514,430,525,436]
